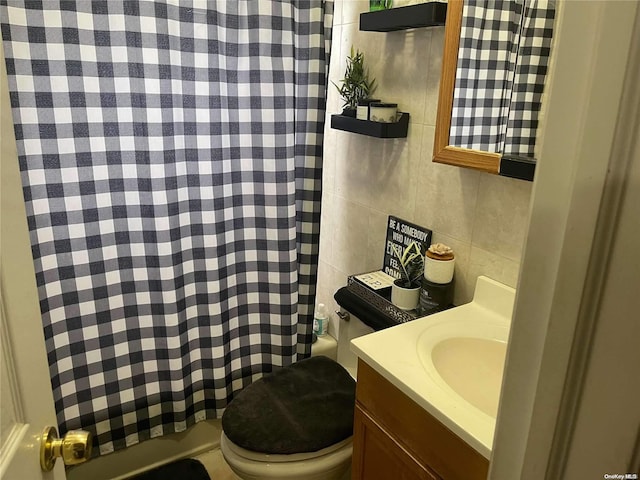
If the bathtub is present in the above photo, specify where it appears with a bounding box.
[66,419,222,480]
[66,337,340,479]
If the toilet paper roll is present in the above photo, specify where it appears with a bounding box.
[424,256,455,284]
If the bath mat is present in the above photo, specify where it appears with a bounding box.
[130,458,210,480]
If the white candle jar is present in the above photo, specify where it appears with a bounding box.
[424,255,455,284]
[356,98,380,120]
[369,103,398,123]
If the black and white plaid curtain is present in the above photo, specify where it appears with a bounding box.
[1,0,332,456]
[450,0,555,156]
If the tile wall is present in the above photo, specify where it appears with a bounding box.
[316,0,533,338]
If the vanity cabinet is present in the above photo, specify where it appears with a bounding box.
[352,360,489,480]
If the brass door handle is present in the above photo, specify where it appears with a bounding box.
[40,426,92,471]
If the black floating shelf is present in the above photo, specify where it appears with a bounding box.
[500,155,536,181]
[360,2,447,32]
[331,112,410,138]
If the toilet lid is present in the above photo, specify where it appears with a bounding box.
[221,356,356,455]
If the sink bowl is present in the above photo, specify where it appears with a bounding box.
[431,337,507,417]
[416,315,510,419]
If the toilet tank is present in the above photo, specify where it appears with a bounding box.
[336,309,374,379]
[309,307,376,378]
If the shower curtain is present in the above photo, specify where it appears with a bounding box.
[0,0,332,456]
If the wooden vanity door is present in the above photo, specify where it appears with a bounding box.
[352,405,441,480]
[351,360,489,480]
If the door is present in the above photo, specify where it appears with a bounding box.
[0,45,66,479]
[352,406,440,480]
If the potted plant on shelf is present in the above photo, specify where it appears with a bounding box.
[333,46,377,117]
[369,0,393,11]
[390,241,424,310]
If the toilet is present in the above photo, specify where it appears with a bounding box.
[220,310,373,480]
[220,434,352,480]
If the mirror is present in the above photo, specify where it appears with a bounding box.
[433,0,555,181]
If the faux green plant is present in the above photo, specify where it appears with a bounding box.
[333,46,377,111]
[392,241,424,288]
[369,0,393,11]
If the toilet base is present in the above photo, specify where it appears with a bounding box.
[220,433,352,480]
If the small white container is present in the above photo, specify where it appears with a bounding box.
[391,280,421,310]
[424,255,455,284]
[369,102,398,123]
[356,98,380,120]
[356,105,369,120]
[313,303,329,336]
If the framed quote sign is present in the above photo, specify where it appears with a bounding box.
[382,216,432,280]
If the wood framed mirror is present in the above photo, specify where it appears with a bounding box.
[433,0,555,181]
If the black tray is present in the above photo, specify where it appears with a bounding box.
[330,112,409,138]
[360,2,447,32]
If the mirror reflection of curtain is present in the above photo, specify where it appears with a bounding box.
[450,0,555,156]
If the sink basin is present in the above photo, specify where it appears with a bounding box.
[416,316,510,419]
[431,337,507,417]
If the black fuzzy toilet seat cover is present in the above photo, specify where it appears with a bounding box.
[221,356,356,455]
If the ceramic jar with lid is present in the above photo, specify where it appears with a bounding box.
[356,98,380,120]
[369,102,398,123]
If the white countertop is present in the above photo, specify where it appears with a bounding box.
[350,276,515,459]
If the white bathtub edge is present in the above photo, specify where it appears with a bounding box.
[66,419,222,480]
